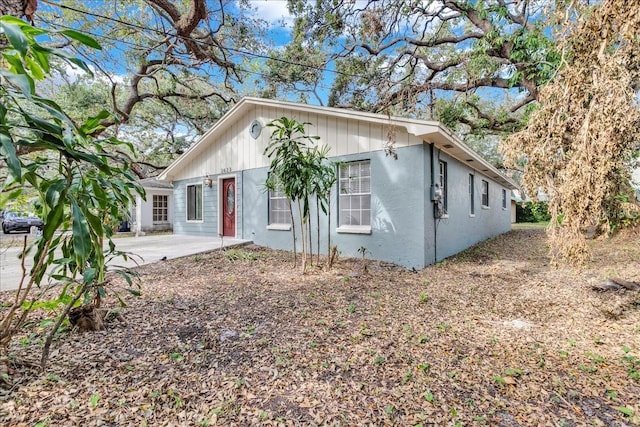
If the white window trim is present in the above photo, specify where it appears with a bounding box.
[267,187,292,229]
[469,173,475,216]
[186,183,203,223]
[439,160,448,212]
[338,160,372,230]
[481,180,490,208]
[267,224,291,231]
[337,225,372,234]
[152,194,169,224]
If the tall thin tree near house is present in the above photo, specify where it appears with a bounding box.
[264,118,336,272]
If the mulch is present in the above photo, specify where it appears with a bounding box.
[1,226,639,426]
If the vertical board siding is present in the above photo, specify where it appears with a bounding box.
[173,107,424,182]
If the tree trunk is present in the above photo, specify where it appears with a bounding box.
[326,190,332,268]
[316,195,320,265]
[288,200,296,267]
[298,199,306,272]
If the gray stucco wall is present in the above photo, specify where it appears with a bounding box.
[172,143,511,269]
[425,148,512,264]
[241,145,428,269]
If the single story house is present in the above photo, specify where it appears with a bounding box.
[131,177,174,235]
[158,97,517,269]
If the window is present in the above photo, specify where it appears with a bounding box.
[338,160,371,229]
[153,195,168,223]
[481,180,489,207]
[186,184,203,221]
[438,160,448,211]
[469,174,475,215]
[268,188,291,226]
[502,189,507,209]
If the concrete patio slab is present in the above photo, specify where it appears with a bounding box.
[0,234,250,292]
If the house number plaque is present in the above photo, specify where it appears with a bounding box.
[220,167,232,173]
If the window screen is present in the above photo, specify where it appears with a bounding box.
[187,184,203,221]
[339,160,371,227]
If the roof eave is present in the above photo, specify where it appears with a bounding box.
[415,125,518,190]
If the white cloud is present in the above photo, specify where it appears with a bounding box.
[251,0,293,25]
[50,62,125,85]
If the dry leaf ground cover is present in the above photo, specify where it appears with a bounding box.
[1,225,639,426]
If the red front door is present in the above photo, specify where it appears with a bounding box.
[222,178,236,237]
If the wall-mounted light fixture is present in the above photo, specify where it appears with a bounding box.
[203,175,213,187]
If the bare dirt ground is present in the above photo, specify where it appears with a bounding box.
[1,225,639,426]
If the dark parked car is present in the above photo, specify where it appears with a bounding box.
[1,211,44,234]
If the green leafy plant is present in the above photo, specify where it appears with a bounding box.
[493,375,506,385]
[357,246,370,270]
[89,393,100,408]
[0,18,143,368]
[423,391,435,403]
[373,355,386,365]
[169,352,184,362]
[504,368,523,377]
[622,347,640,379]
[264,117,336,271]
[418,363,431,373]
[615,406,634,417]
[224,248,257,261]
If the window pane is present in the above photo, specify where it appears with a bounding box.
[361,209,371,226]
[269,189,291,225]
[338,160,371,228]
[481,180,489,207]
[153,195,169,223]
[469,175,475,215]
[197,186,202,220]
[187,185,202,220]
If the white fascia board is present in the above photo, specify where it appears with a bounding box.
[415,124,518,190]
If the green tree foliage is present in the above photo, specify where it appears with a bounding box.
[264,118,335,271]
[516,202,550,224]
[0,17,143,366]
[262,16,328,105]
[285,0,561,135]
[16,0,266,177]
